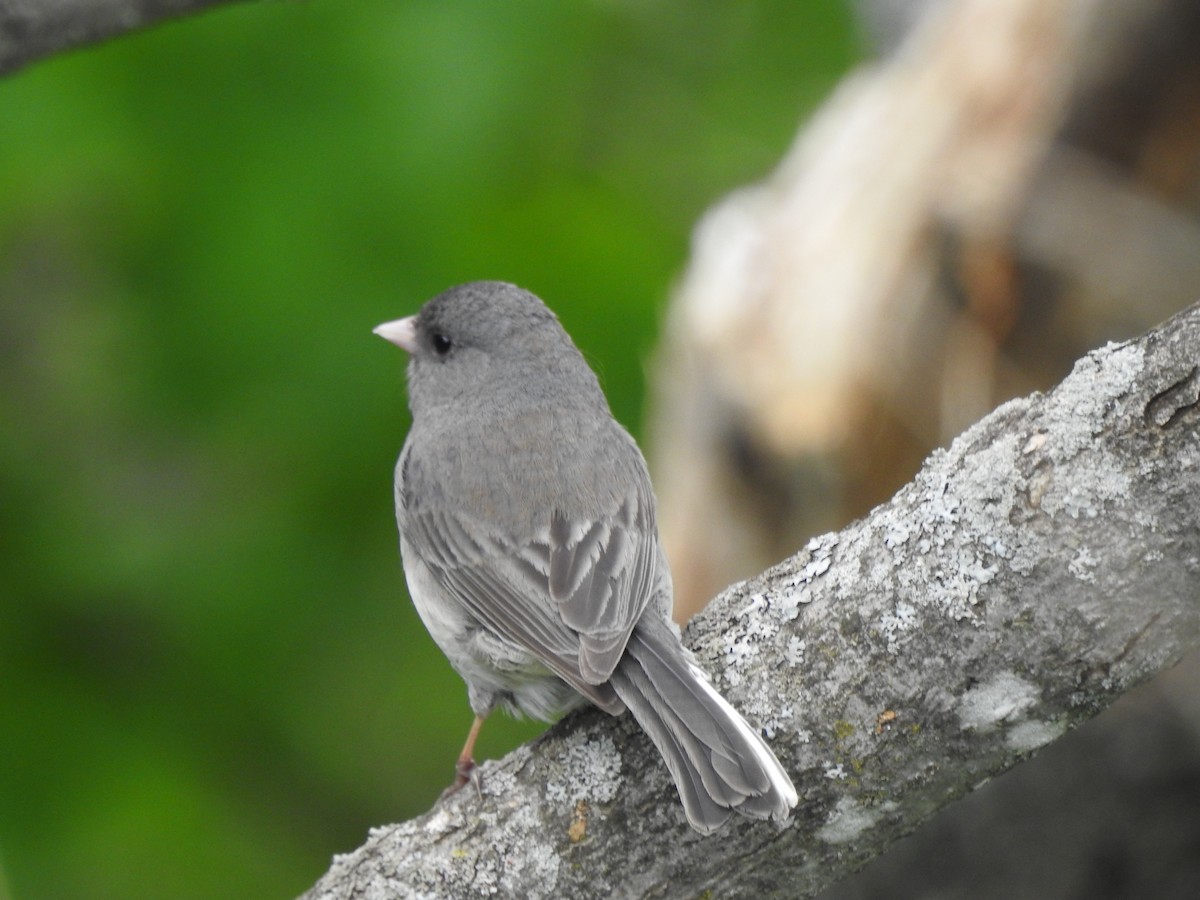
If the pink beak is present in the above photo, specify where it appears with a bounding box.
[373,316,419,353]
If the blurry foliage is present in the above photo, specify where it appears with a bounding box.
[0,2,857,897]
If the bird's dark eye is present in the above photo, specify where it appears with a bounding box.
[430,333,453,356]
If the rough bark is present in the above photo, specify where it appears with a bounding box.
[301,303,1200,899]
[0,0,246,76]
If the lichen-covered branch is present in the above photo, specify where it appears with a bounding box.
[0,0,247,76]
[301,303,1200,899]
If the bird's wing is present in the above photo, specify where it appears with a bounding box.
[402,479,662,709]
[548,478,661,683]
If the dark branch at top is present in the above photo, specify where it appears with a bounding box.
[0,0,246,77]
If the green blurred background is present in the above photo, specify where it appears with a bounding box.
[0,2,858,897]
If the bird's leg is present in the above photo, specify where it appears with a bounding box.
[442,714,486,799]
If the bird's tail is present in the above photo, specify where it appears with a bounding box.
[608,617,798,834]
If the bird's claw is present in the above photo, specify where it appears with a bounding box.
[441,757,482,800]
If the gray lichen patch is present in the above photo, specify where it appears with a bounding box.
[1005,718,1066,753]
[1068,545,1099,582]
[817,797,882,844]
[1041,342,1145,462]
[448,805,561,897]
[958,671,1040,730]
[872,424,1024,626]
[543,730,623,806]
[1027,342,1144,518]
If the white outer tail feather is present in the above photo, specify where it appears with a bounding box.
[687,662,799,812]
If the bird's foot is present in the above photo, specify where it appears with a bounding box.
[440,757,482,800]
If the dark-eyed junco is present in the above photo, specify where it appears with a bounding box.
[375,281,797,833]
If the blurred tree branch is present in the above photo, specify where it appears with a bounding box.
[0,0,246,76]
[653,0,1200,620]
[301,301,1200,899]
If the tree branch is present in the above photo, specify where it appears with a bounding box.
[300,303,1200,898]
[0,0,247,76]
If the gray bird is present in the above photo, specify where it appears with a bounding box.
[374,281,797,833]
